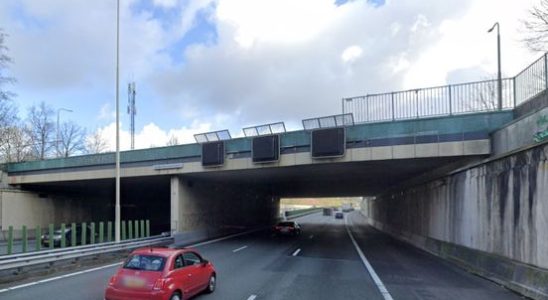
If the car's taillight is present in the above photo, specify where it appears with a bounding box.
[108,276,117,286]
[153,278,166,291]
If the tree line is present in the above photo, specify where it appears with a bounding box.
[0,28,108,163]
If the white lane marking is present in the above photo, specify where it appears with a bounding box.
[190,228,262,248]
[232,245,248,253]
[345,215,393,300]
[0,228,264,294]
[0,262,122,294]
[247,295,257,300]
[292,248,301,256]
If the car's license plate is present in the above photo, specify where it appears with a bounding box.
[124,276,145,288]
[281,228,289,232]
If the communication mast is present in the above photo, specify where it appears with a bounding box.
[127,82,136,150]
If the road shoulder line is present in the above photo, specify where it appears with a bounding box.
[345,214,394,300]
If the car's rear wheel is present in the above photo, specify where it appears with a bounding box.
[206,274,216,293]
[170,291,182,300]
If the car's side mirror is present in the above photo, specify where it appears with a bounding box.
[202,259,209,266]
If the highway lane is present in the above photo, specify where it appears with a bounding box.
[0,212,523,300]
[347,212,523,300]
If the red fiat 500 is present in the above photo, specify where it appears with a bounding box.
[105,247,216,300]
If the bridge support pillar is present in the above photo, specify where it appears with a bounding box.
[170,175,181,235]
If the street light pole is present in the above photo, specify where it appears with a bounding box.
[488,22,502,110]
[115,0,121,243]
[56,108,73,157]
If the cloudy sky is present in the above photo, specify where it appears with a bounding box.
[0,0,542,150]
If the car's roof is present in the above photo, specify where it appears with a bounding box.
[278,221,297,225]
[131,247,197,257]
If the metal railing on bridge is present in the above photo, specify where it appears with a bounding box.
[343,53,548,123]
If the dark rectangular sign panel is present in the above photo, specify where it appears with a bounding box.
[252,135,280,163]
[311,127,345,158]
[201,141,225,167]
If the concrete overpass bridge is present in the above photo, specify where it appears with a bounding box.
[3,111,512,235]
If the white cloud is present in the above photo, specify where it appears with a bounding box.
[341,46,363,63]
[403,0,538,88]
[1,0,542,142]
[98,103,115,120]
[152,0,479,126]
[96,120,213,151]
[216,0,334,47]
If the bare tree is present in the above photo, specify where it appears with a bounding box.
[523,0,548,52]
[474,79,497,111]
[57,121,86,157]
[0,28,16,111]
[0,125,31,162]
[0,28,19,160]
[85,130,109,154]
[26,102,55,159]
[166,135,179,146]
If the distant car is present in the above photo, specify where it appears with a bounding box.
[105,247,216,300]
[273,221,302,236]
[323,208,333,216]
[335,212,344,219]
[41,224,96,247]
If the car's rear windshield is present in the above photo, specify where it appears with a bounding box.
[123,255,166,272]
[278,222,295,226]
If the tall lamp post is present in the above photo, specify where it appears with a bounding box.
[488,22,502,110]
[56,108,73,156]
[115,0,121,243]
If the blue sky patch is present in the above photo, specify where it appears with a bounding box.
[335,0,385,7]
[166,7,218,64]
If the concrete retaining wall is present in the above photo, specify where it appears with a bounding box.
[0,189,93,234]
[363,141,548,299]
[493,105,548,155]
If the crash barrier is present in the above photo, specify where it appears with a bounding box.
[0,235,172,284]
[284,207,323,217]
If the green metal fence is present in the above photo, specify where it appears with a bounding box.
[2,219,151,255]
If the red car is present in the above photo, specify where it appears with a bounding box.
[273,221,302,236]
[105,247,216,300]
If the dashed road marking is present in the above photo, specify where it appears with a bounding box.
[292,248,301,256]
[309,235,314,239]
[247,294,257,300]
[0,228,264,295]
[232,245,248,253]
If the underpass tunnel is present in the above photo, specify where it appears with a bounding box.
[14,175,171,236]
[7,155,478,242]
[170,156,478,241]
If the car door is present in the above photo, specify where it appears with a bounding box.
[170,254,194,296]
[182,252,206,295]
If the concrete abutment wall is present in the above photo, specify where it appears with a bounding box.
[170,175,280,244]
[362,142,548,299]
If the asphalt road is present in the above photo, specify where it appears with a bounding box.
[0,212,523,300]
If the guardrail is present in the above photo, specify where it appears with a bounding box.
[343,78,515,123]
[0,235,172,271]
[343,53,548,124]
[281,208,323,221]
